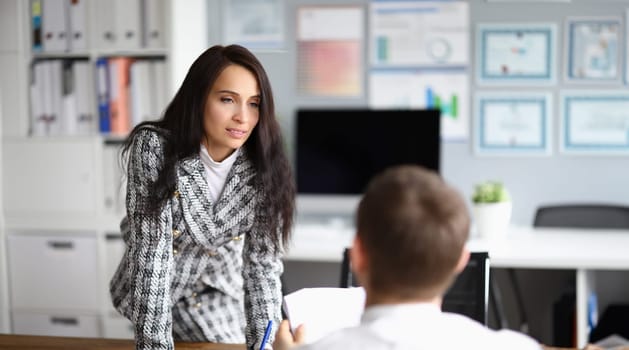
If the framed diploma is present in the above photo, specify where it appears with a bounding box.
[475,91,552,156]
[565,17,622,83]
[560,91,629,154]
[476,23,556,84]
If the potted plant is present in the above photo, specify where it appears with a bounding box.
[472,181,512,239]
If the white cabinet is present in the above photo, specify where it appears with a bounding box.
[3,138,100,218]
[0,0,21,53]
[0,0,172,338]
[102,315,134,339]
[6,231,103,337]
[12,312,100,337]
[0,54,29,137]
[7,233,100,311]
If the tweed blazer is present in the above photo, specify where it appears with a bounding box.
[110,126,283,350]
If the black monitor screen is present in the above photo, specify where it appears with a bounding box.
[296,108,440,194]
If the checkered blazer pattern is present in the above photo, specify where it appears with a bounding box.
[110,127,283,350]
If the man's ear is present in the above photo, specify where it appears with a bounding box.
[350,235,367,277]
[454,247,470,274]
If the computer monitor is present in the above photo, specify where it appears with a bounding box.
[296,108,440,215]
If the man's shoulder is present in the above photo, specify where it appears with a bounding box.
[490,329,542,350]
[444,314,541,349]
[298,327,386,350]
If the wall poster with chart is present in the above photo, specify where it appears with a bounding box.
[369,0,469,67]
[368,69,469,141]
[474,92,552,156]
[367,0,470,141]
[565,17,622,83]
[476,23,556,84]
[560,91,629,154]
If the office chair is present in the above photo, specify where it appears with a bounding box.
[339,248,354,289]
[534,204,629,229]
[339,248,490,325]
[506,204,629,341]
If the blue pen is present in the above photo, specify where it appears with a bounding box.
[259,320,273,350]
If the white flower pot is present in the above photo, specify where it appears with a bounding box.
[473,201,512,239]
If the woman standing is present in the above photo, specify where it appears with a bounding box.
[110,44,295,350]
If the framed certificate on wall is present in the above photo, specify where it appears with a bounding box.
[560,91,629,154]
[476,23,557,85]
[565,17,622,83]
[474,91,552,156]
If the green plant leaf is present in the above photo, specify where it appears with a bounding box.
[472,181,510,203]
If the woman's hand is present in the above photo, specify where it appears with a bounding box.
[273,320,306,350]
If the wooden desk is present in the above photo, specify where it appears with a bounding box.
[0,334,245,350]
[286,224,629,348]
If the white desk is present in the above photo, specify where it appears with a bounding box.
[286,224,629,348]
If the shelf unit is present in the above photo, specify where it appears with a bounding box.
[0,0,171,338]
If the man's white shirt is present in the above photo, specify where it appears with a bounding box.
[298,303,541,350]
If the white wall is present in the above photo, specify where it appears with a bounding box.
[169,0,208,97]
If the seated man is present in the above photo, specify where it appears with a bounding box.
[275,165,541,350]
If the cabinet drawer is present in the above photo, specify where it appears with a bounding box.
[3,138,98,216]
[12,312,101,337]
[7,234,99,311]
[105,234,125,283]
[103,315,134,339]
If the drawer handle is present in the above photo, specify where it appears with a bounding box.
[50,317,78,326]
[105,233,123,241]
[47,241,74,250]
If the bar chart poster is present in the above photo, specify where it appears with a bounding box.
[368,69,469,141]
[369,0,469,67]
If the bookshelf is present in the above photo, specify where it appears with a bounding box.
[0,0,172,338]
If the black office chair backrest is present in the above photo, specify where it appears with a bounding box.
[534,204,629,229]
[442,251,489,325]
[339,248,489,325]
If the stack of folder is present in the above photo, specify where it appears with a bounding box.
[32,0,87,53]
[32,0,165,53]
[96,58,167,136]
[30,57,167,137]
[30,59,95,136]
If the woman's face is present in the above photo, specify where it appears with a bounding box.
[203,64,261,162]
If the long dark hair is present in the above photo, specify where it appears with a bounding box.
[121,44,295,247]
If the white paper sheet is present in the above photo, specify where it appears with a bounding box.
[282,287,366,344]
